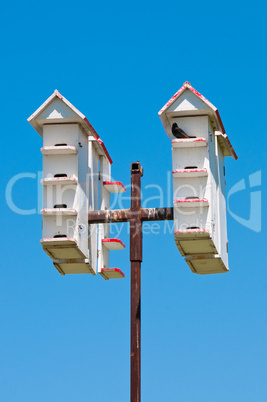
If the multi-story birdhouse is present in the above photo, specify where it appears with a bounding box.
[28,90,125,278]
[159,82,237,274]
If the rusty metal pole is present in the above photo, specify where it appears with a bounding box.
[88,163,174,402]
[130,162,143,402]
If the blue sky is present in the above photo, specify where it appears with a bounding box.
[0,1,266,401]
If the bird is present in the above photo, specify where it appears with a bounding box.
[171,122,196,139]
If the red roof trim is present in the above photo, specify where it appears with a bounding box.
[97,139,113,164]
[218,132,238,160]
[159,83,188,114]
[103,181,126,191]
[159,82,225,134]
[84,117,99,139]
[215,110,225,135]
[54,91,101,138]
[102,238,126,248]
[27,91,58,123]
[53,91,100,138]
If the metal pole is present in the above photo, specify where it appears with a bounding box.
[88,162,173,402]
[130,162,143,402]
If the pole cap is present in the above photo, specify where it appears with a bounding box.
[131,161,143,176]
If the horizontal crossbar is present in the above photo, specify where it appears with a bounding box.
[88,207,173,224]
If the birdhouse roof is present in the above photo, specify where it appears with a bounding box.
[28,90,112,164]
[158,82,237,159]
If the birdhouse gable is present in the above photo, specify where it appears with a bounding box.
[159,81,219,117]
[28,90,91,137]
[28,90,113,164]
[159,82,237,159]
[159,82,226,138]
[167,89,209,114]
[37,97,78,122]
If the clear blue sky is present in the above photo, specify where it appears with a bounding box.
[0,1,266,401]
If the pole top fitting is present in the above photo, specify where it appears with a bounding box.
[131,162,143,176]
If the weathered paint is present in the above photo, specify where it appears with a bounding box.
[172,137,207,147]
[88,207,174,223]
[173,198,209,207]
[172,168,208,178]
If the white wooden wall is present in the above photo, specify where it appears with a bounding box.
[172,116,212,233]
[42,124,89,259]
[172,116,229,273]
[88,137,100,274]
[97,156,111,272]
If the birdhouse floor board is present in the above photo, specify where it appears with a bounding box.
[100,268,125,280]
[102,238,126,250]
[172,138,207,148]
[41,208,77,216]
[40,238,87,260]
[185,255,228,274]
[41,146,77,155]
[40,237,77,246]
[175,239,218,256]
[174,229,210,239]
[41,177,78,185]
[43,246,87,260]
[53,259,94,275]
[174,198,209,208]
[103,181,126,193]
[173,168,208,178]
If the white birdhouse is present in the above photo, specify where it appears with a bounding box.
[159,82,237,274]
[28,90,125,278]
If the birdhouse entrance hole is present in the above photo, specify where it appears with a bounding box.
[54,173,67,178]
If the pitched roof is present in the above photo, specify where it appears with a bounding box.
[28,90,112,164]
[158,82,237,159]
